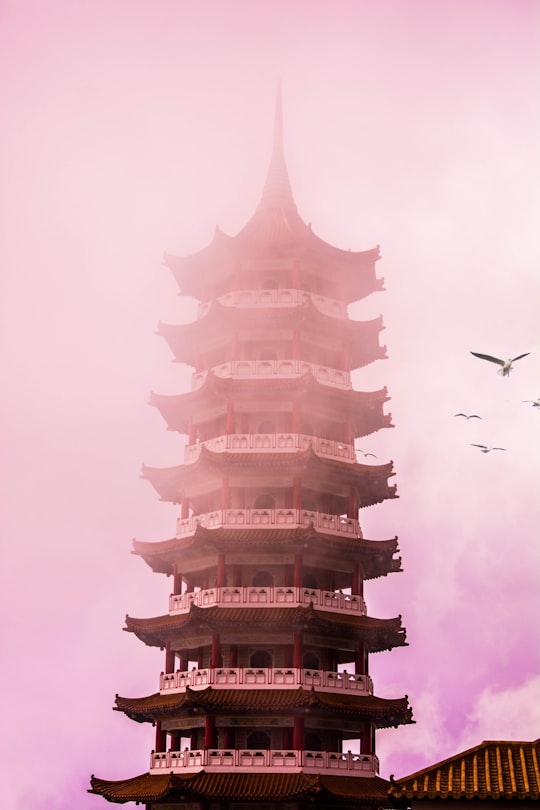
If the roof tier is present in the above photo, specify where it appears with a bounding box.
[389,739,540,802]
[157,302,386,371]
[132,525,401,580]
[115,686,413,728]
[90,770,392,805]
[124,604,407,652]
[163,88,382,305]
[142,446,397,507]
[150,373,392,438]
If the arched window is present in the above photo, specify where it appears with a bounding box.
[247,730,271,750]
[250,649,273,668]
[252,571,274,587]
[254,494,275,509]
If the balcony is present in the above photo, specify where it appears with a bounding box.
[197,288,348,319]
[191,360,352,391]
[160,667,374,696]
[176,509,359,538]
[184,433,356,463]
[169,586,366,616]
[150,748,379,777]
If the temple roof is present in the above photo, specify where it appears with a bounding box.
[163,87,383,305]
[389,739,540,802]
[150,373,392,437]
[125,604,407,651]
[142,446,397,507]
[90,769,392,804]
[115,686,413,728]
[157,303,386,370]
[132,525,402,580]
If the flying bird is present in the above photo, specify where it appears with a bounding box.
[522,398,540,408]
[454,413,482,420]
[470,351,530,376]
[470,444,507,453]
[358,449,377,458]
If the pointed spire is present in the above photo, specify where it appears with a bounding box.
[257,80,297,212]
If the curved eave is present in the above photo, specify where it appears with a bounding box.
[389,739,540,802]
[115,686,413,727]
[124,604,407,651]
[157,310,386,370]
[164,235,382,305]
[150,376,392,437]
[132,526,401,580]
[90,770,392,804]
[142,447,396,506]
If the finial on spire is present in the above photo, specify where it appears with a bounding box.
[257,79,296,212]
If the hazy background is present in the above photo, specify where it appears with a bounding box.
[1,1,539,807]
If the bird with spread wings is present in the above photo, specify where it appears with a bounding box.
[470,351,530,376]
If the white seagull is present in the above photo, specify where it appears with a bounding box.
[454,413,482,420]
[522,398,540,408]
[470,351,530,376]
[471,444,507,453]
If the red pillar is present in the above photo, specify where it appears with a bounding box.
[205,715,216,748]
[347,487,356,519]
[165,642,175,673]
[229,645,238,667]
[173,564,182,596]
[352,562,363,596]
[355,642,367,675]
[293,716,304,750]
[360,722,372,754]
[155,721,166,752]
[211,633,221,667]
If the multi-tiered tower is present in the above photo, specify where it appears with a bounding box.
[90,92,412,809]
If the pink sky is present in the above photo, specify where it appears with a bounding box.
[1,1,539,807]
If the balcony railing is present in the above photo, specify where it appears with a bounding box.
[184,433,356,463]
[150,748,379,777]
[160,667,373,696]
[191,360,352,391]
[197,288,348,319]
[169,586,366,616]
[176,509,359,538]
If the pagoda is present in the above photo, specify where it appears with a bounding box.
[90,89,413,809]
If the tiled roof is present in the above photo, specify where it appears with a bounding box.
[150,375,391,437]
[132,525,401,580]
[142,448,396,507]
[125,604,407,652]
[90,769,391,803]
[158,305,385,369]
[389,739,540,801]
[114,686,412,727]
